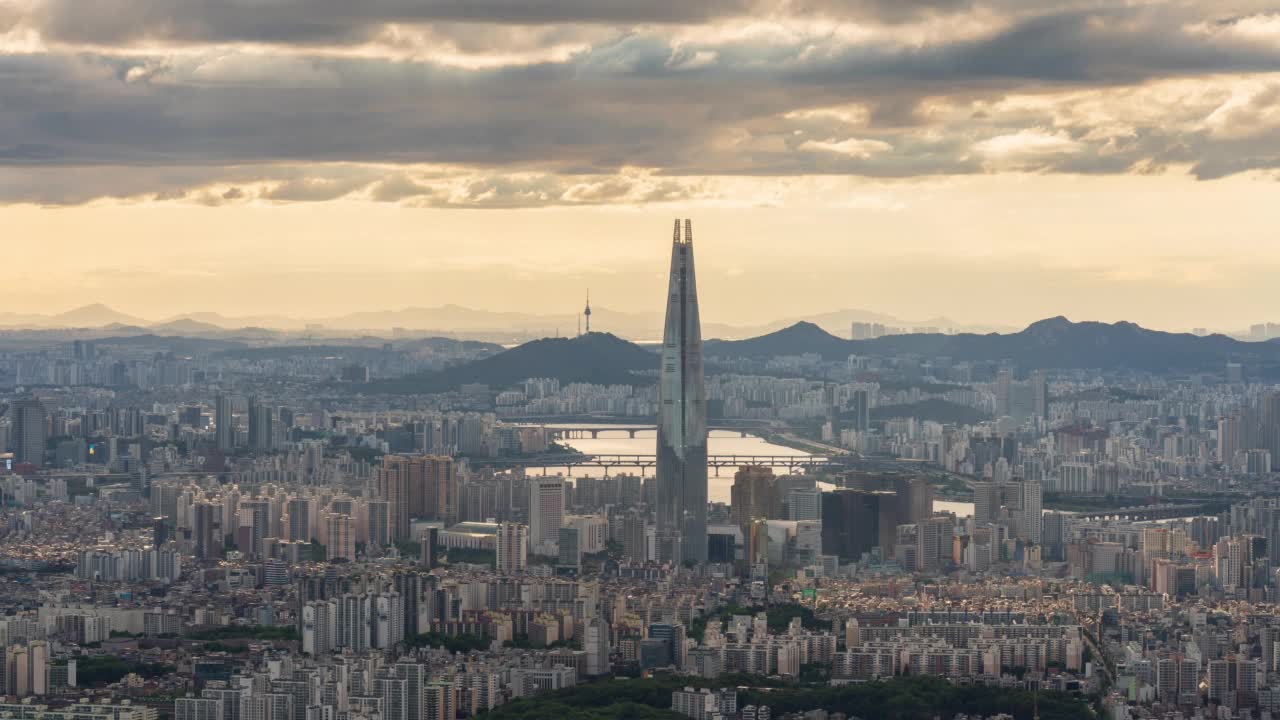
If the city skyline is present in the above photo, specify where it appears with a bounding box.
[7,0,1280,715]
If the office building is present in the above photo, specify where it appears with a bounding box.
[730,466,779,533]
[821,489,896,561]
[973,481,1000,526]
[558,527,581,572]
[528,477,566,555]
[787,488,821,521]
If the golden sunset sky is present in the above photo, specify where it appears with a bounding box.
[2,0,1280,330]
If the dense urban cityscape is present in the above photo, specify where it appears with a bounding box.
[2,217,1280,720]
[5,0,1280,718]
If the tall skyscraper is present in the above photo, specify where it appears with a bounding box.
[972,481,1000,526]
[326,514,354,561]
[656,218,708,564]
[9,397,47,468]
[193,501,219,560]
[1021,480,1044,544]
[994,367,1013,418]
[1030,370,1049,419]
[286,497,313,541]
[215,394,235,452]
[248,397,274,452]
[376,459,411,541]
[622,510,647,563]
[849,389,871,432]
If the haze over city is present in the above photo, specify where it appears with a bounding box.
[6,3,1280,720]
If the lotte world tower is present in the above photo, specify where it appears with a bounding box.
[656,219,708,565]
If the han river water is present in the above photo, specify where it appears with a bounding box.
[554,426,974,517]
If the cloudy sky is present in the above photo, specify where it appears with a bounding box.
[2,0,1279,330]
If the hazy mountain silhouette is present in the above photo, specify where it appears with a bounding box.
[0,303,149,328]
[0,302,1004,339]
[705,321,852,358]
[708,316,1273,372]
[365,332,657,394]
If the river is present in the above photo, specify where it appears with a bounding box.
[558,426,975,517]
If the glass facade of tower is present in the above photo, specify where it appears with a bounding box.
[656,219,708,564]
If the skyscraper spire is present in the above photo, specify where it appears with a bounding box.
[656,218,708,565]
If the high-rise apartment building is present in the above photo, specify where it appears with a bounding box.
[848,389,870,432]
[994,368,1013,418]
[193,501,219,560]
[656,219,708,564]
[365,500,392,548]
[1021,480,1044,544]
[215,394,235,452]
[376,459,410,541]
[326,514,354,561]
[247,397,274,452]
[9,398,47,468]
[622,511,647,563]
[1030,370,1049,419]
[496,522,528,574]
[381,455,458,531]
[286,497,313,542]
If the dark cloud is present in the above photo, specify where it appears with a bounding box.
[25,0,1225,49]
[1,3,1280,205]
[780,0,977,23]
[0,144,62,160]
[30,0,751,47]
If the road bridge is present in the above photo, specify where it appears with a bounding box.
[530,424,762,440]
[476,452,837,475]
[1073,503,1214,522]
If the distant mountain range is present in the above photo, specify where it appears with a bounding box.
[708,317,1280,373]
[0,303,1010,340]
[358,316,1280,394]
[6,303,1280,386]
[0,303,149,328]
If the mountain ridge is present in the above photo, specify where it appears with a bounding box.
[361,316,1280,396]
[707,317,1269,372]
[0,302,1013,338]
[364,331,657,394]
